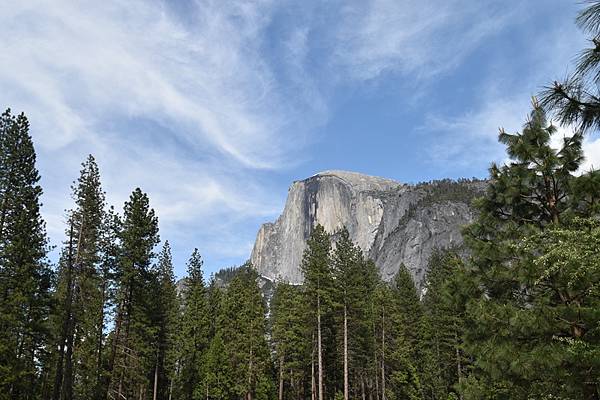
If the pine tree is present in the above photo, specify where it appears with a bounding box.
[219,264,274,400]
[420,250,472,400]
[271,282,309,400]
[52,154,107,400]
[107,188,160,400]
[300,225,333,400]
[150,241,179,400]
[461,101,600,398]
[0,109,53,400]
[177,248,210,400]
[201,332,235,400]
[385,265,422,400]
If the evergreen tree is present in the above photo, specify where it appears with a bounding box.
[331,229,380,400]
[219,264,274,400]
[300,225,333,400]
[0,109,53,400]
[52,154,107,400]
[106,188,160,400]
[200,333,235,400]
[271,282,309,400]
[150,241,179,400]
[420,250,472,400]
[461,101,600,399]
[177,249,210,400]
[386,264,423,400]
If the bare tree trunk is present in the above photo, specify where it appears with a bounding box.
[361,376,366,400]
[455,331,463,400]
[279,356,284,400]
[311,334,316,400]
[95,269,108,395]
[381,306,385,400]
[153,353,159,400]
[52,223,75,400]
[247,346,254,400]
[344,303,349,400]
[105,299,123,400]
[317,295,324,400]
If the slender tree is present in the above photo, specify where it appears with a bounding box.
[106,188,159,400]
[0,109,52,400]
[300,225,333,400]
[177,249,210,400]
[150,241,179,400]
[219,264,274,400]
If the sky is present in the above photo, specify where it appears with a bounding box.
[2,0,600,278]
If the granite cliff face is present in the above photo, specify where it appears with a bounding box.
[250,170,486,288]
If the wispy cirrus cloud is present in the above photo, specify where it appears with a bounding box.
[332,0,520,82]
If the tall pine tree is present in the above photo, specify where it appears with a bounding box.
[0,109,52,400]
[106,188,159,400]
[177,248,210,400]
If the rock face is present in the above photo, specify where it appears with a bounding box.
[250,170,486,288]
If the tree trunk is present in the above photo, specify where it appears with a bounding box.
[279,356,284,400]
[317,295,324,400]
[381,306,385,400]
[344,303,349,400]
[361,376,366,400]
[153,353,159,400]
[95,270,107,396]
[52,223,75,400]
[311,333,316,400]
[104,299,123,400]
[455,330,463,400]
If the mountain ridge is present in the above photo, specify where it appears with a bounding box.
[251,170,485,288]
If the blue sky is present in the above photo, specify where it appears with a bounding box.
[2,0,600,278]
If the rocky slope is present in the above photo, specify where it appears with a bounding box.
[250,170,486,288]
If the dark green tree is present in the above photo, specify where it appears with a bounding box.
[384,265,422,400]
[106,188,160,400]
[0,109,52,400]
[177,249,210,400]
[52,154,107,400]
[300,225,333,400]
[150,241,179,400]
[219,264,274,400]
[199,332,235,400]
[271,282,309,400]
[462,101,600,399]
[420,250,472,400]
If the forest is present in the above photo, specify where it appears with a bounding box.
[2,2,600,400]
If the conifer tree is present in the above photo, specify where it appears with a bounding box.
[52,154,107,400]
[461,101,600,398]
[200,332,235,400]
[150,241,179,400]
[300,225,333,400]
[177,248,210,400]
[420,250,471,400]
[219,264,274,400]
[384,265,422,400]
[107,188,159,400]
[271,282,309,400]
[0,109,52,400]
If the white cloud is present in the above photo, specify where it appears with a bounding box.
[0,0,300,169]
[333,0,519,82]
[0,0,302,273]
